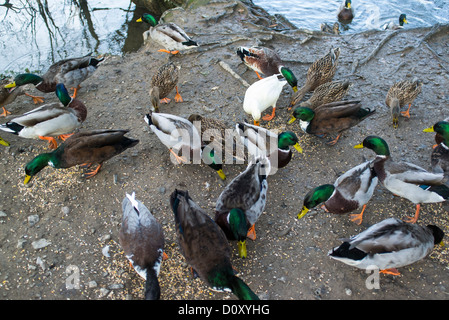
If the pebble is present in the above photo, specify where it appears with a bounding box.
[28,214,39,227]
[98,288,110,298]
[31,239,51,250]
[88,280,98,289]
[61,206,71,215]
[0,211,7,218]
[345,288,352,296]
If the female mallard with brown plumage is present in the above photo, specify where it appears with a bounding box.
[236,121,302,173]
[289,100,375,145]
[119,192,166,300]
[0,83,87,149]
[297,160,378,225]
[4,54,103,103]
[299,80,351,109]
[386,78,422,128]
[23,129,139,184]
[290,47,340,108]
[320,22,340,35]
[170,189,259,300]
[215,156,270,258]
[137,13,198,54]
[236,46,298,92]
[354,135,449,224]
[150,62,182,111]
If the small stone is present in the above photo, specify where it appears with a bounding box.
[28,214,39,227]
[88,280,98,289]
[98,288,110,298]
[102,245,110,258]
[159,187,166,194]
[0,211,7,218]
[36,257,46,271]
[61,206,70,215]
[17,239,27,249]
[99,234,111,242]
[109,283,124,290]
[32,239,51,250]
[345,288,352,296]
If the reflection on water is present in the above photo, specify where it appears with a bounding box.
[253,0,449,33]
[0,0,149,74]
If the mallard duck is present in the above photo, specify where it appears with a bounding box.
[5,54,104,103]
[290,47,340,108]
[382,14,408,30]
[215,156,270,258]
[386,78,422,128]
[299,80,351,109]
[236,46,298,92]
[150,62,182,111]
[243,74,287,125]
[0,83,87,149]
[423,121,449,178]
[298,160,378,225]
[137,13,198,54]
[354,135,449,223]
[320,22,340,35]
[119,192,166,300]
[328,217,444,275]
[0,77,24,117]
[338,0,354,23]
[145,112,226,180]
[0,136,9,146]
[289,100,375,145]
[23,129,139,184]
[170,189,259,300]
[236,121,302,174]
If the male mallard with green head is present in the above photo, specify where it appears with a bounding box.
[298,160,378,225]
[338,0,354,23]
[137,13,198,54]
[23,129,139,184]
[289,100,375,145]
[423,121,449,179]
[5,54,104,103]
[354,135,449,223]
[382,14,408,30]
[170,189,259,300]
[119,192,167,300]
[236,46,298,92]
[215,156,270,258]
[0,83,87,149]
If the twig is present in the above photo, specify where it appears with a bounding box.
[351,30,399,74]
[218,61,251,88]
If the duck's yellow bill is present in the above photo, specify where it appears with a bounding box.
[0,137,9,146]
[4,81,16,89]
[292,86,298,93]
[288,116,296,125]
[217,169,226,180]
[353,143,364,149]
[297,206,309,220]
[136,18,142,22]
[238,240,247,259]
[293,142,303,154]
[24,175,32,185]
[423,126,434,133]
[403,19,408,24]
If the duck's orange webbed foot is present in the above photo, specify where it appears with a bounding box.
[39,136,58,149]
[25,93,44,104]
[0,107,11,117]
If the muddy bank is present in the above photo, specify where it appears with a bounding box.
[1,0,449,301]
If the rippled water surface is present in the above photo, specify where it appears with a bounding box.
[253,0,449,32]
[1,0,448,74]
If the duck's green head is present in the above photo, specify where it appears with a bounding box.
[24,153,53,184]
[228,208,249,258]
[279,67,298,92]
[399,14,408,26]
[202,147,226,180]
[344,0,351,9]
[55,83,73,106]
[298,184,335,220]
[354,135,390,156]
[288,107,315,124]
[137,13,158,26]
[5,73,43,88]
[278,131,303,153]
[424,121,449,138]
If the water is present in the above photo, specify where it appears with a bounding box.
[0,0,147,75]
[253,0,449,33]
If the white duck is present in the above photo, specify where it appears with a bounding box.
[243,74,287,125]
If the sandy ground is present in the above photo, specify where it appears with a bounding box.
[1,0,449,301]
